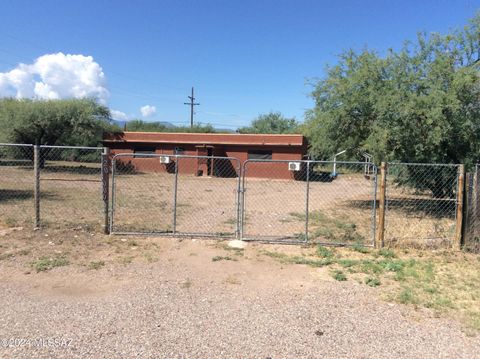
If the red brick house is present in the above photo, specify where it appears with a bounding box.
[103,131,308,179]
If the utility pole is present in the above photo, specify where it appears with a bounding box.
[184,87,200,128]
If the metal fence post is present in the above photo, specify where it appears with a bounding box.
[172,156,179,235]
[375,162,387,248]
[304,161,311,243]
[371,165,378,246]
[235,160,241,239]
[33,145,40,228]
[454,164,465,250]
[240,162,247,240]
[101,147,110,234]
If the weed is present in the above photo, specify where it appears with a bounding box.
[337,259,359,268]
[381,260,405,272]
[87,260,105,270]
[360,260,384,274]
[225,275,241,285]
[365,277,381,287]
[352,243,370,254]
[0,253,14,260]
[398,287,417,305]
[127,240,138,247]
[332,270,347,281]
[212,255,235,262]
[316,245,335,258]
[16,249,30,256]
[261,250,333,267]
[119,256,134,265]
[377,248,396,258]
[180,279,192,288]
[32,256,69,272]
[144,253,158,263]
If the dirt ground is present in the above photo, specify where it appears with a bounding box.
[1,160,459,247]
[0,227,478,358]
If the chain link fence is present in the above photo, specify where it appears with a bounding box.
[0,144,103,230]
[241,160,377,245]
[307,161,377,246]
[111,154,241,237]
[385,163,460,248]
[0,142,473,250]
[0,144,34,227]
[39,146,103,230]
[241,160,309,243]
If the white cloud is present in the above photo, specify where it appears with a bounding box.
[0,52,109,104]
[140,104,156,117]
[111,109,128,121]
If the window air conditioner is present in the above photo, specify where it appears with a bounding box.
[159,155,171,164]
[288,162,301,171]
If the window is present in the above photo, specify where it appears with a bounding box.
[133,146,156,157]
[247,149,272,160]
[174,146,185,154]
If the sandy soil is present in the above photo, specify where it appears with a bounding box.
[0,227,478,358]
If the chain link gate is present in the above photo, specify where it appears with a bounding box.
[110,153,241,237]
[240,159,377,245]
[385,163,460,248]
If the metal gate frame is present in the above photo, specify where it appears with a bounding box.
[240,159,378,246]
[110,153,242,238]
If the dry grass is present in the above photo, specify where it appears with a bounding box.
[260,244,480,333]
[0,163,458,248]
[0,225,478,334]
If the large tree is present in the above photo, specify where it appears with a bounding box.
[0,98,114,146]
[304,14,480,167]
[239,112,299,134]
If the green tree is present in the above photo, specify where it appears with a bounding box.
[239,112,299,134]
[0,98,114,146]
[304,13,480,196]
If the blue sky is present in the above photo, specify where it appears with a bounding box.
[0,0,478,129]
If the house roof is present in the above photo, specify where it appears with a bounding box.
[103,131,306,147]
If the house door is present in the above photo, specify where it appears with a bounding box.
[195,146,214,176]
[207,147,213,176]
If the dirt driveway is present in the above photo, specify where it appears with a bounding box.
[0,228,478,358]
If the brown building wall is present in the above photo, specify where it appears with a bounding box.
[105,133,307,180]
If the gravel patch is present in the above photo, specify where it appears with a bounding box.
[0,239,478,358]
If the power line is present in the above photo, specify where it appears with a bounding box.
[184,87,200,128]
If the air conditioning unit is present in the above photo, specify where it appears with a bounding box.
[288,162,301,171]
[159,155,171,164]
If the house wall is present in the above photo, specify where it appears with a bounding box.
[107,142,305,180]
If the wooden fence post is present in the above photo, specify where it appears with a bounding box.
[33,145,40,229]
[375,162,387,249]
[454,164,465,250]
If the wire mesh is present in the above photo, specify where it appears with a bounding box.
[0,144,34,227]
[385,163,459,248]
[241,160,309,242]
[111,154,241,237]
[307,161,377,246]
[111,154,176,234]
[39,146,103,230]
[174,156,241,237]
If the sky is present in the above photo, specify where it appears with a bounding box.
[0,0,479,130]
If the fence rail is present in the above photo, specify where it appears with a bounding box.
[0,143,476,250]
